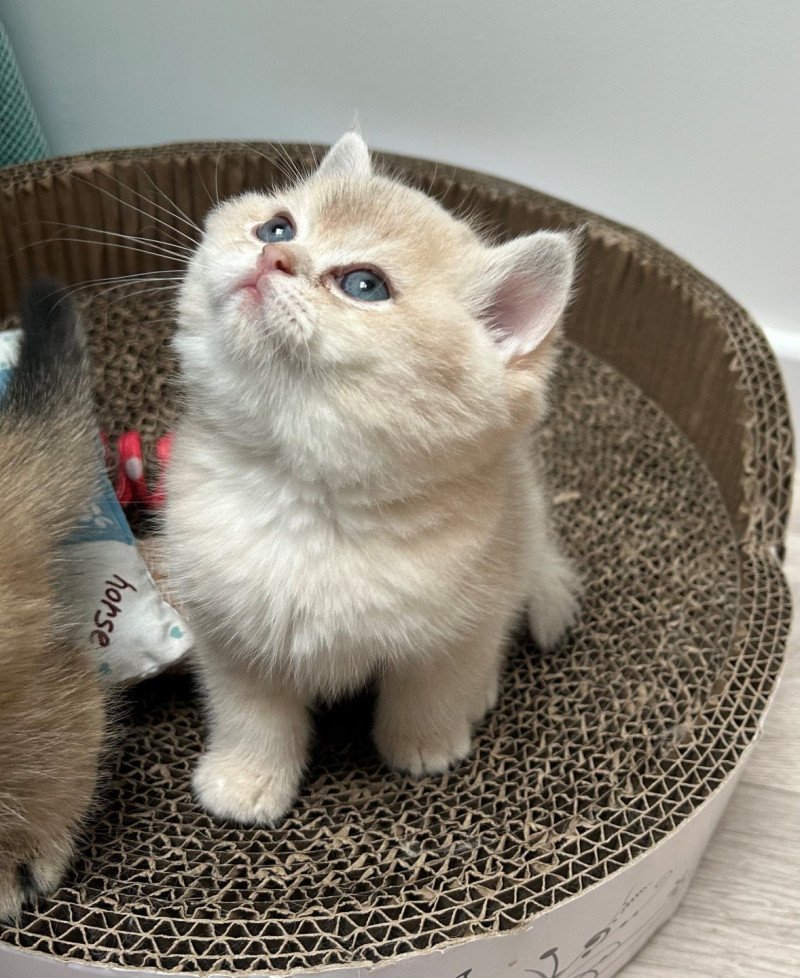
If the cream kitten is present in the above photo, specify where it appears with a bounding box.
[165,133,579,825]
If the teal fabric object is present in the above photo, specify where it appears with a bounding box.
[0,20,48,167]
[0,327,194,684]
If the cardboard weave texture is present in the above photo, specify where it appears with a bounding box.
[0,144,792,975]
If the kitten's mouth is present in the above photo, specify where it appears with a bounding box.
[233,271,273,304]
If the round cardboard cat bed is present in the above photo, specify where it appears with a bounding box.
[0,144,792,978]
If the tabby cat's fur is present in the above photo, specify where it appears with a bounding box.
[0,283,106,919]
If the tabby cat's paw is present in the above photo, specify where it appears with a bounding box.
[0,847,72,921]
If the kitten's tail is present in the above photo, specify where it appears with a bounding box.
[0,279,97,538]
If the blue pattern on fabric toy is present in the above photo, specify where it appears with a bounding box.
[0,328,193,684]
[70,466,136,546]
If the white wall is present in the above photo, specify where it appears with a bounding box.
[3,0,799,343]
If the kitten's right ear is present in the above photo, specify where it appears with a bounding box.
[479,230,579,427]
[480,230,578,364]
[316,132,372,180]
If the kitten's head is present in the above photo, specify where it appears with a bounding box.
[177,133,577,491]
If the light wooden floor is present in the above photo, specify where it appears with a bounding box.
[619,498,800,977]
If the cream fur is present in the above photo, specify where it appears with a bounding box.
[165,133,580,825]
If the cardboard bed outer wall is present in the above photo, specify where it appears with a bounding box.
[0,142,792,978]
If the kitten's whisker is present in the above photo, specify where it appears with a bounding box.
[59,270,181,294]
[428,161,440,193]
[108,165,203,236]
[233,140,306,189]
[51,276,182,313]
[142,224,198,254]
[133,164,205,236]
[60,272,183,303]
[72,172,201,247]
[272,295,317,376]
[192,159,216,210]
[264,140,305,183]
[284,296,315,321]
[267,299,295,362]
[429,166,459,210]
[37,220,194,256]
[86,281,180,306]
[47,236,188,265]
[214,147,223,206]
[69,175,198,252]
[16,234,190,268]
[16,216,190,258]
[279,140,312,181]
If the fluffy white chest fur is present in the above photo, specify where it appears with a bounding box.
[167,425,522,697]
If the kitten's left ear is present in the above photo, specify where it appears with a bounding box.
[316,132,372,180]
[481,230,578,362]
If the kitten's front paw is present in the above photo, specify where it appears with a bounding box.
[375,719,472,777]
[528,556,581,651]
[193,748,300,826]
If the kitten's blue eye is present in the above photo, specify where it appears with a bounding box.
[337,269,391,302]
[256,216,295,243]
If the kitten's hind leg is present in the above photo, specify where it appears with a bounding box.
[525,481,580,651]
[193,648,310,826]
[374,618,506,777]
[527,547,580,651]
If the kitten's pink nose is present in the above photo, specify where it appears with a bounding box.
[258,244,296,277]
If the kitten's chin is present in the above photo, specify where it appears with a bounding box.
[225,288,314,359]
[227,281,277,328]
[229,297,269,331]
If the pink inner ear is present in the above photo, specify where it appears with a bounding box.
[486,270,552,358]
